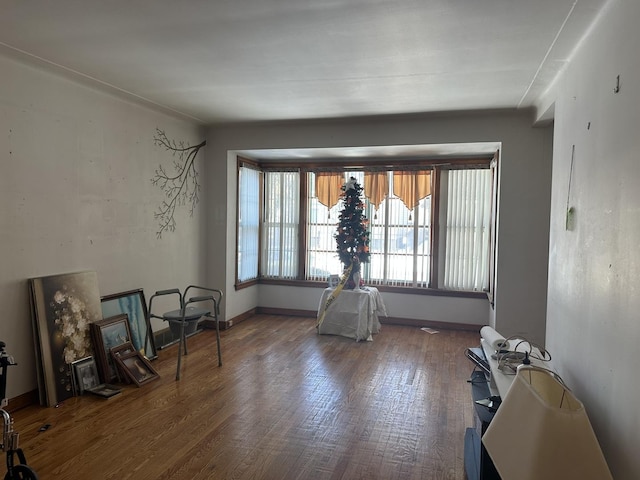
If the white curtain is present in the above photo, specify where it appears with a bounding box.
[262,171,300,279]
[237,165,260,282]
[444,169,491,290]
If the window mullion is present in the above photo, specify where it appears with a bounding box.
[412,203,419,287]
[383,180,390,284]
[279,174,285,276]
[299,172,309,280]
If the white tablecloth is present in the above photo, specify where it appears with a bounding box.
[317,287,387,341]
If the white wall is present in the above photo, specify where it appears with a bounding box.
[206,112,552,340]
[0,53,205,399]
[540,0,640,477]
[257,284,490,326]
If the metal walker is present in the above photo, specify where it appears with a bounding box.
[0,342,38,480]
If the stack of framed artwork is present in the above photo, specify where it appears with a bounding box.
[100,289,157,360]
[88,312,159,386]
[29,272,159,406]
[90,313,134,383]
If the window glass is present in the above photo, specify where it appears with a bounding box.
[306,172,344,280]
[237,165,260,282]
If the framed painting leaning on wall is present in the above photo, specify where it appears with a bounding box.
[29,271,102,407]
[90,313,133,384]
[101,289,157,360]
[113,350,159,387]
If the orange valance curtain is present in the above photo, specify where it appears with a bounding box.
[316,170,431,214]
[364,171,389,213]
[393,171,431,211]
[315,172,344,210]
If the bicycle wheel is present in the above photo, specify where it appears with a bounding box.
[5,464,39,480]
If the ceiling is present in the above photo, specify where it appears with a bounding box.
[235,142,501,163]
[0,0,608,126]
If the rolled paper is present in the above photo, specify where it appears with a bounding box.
[480,326,508,351]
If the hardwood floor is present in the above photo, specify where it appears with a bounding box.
[12,315,480,480]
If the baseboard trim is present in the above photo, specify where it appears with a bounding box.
[201,308,257,331]
[253,307,482,333]
[7,389,39,413]
[201,317,234,331]
[380,317,482,332]
[256,307,316,318]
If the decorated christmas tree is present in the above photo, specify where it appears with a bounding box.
[335,177,370,288]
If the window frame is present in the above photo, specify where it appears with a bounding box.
[235,158,262,289]
[235,156,497,300]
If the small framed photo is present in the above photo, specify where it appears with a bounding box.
[90,314,133,383]
[72,357,100,395]
[328,274,340,288]
[113,351,160,387]
[86,384,121,399]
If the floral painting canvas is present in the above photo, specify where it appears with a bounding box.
[29,271,102,406]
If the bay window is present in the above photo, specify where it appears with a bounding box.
[236,157,495,295]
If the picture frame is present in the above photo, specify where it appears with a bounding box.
[86,384,121,399]
[90,314,133,383]
[328,274,340,288]
[110,341,136,359]
[101,289,157,360]
[71,356,100,395]
[110,341,137,384]
[28,271,102,406]
[113,350,160,387]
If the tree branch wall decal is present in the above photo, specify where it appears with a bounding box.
[151,128,206,238]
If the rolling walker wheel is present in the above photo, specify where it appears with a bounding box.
[5,464,39,480]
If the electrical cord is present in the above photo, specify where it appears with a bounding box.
[510,337,552,362]
[467,364,490,384]
[493,335,552,374]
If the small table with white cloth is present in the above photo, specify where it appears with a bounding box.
[317,286,387,341]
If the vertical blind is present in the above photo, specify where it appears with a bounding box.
[444,169,491,290]
[262,171,299,279]
[237,165,260,282]
[366,172,431,288]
